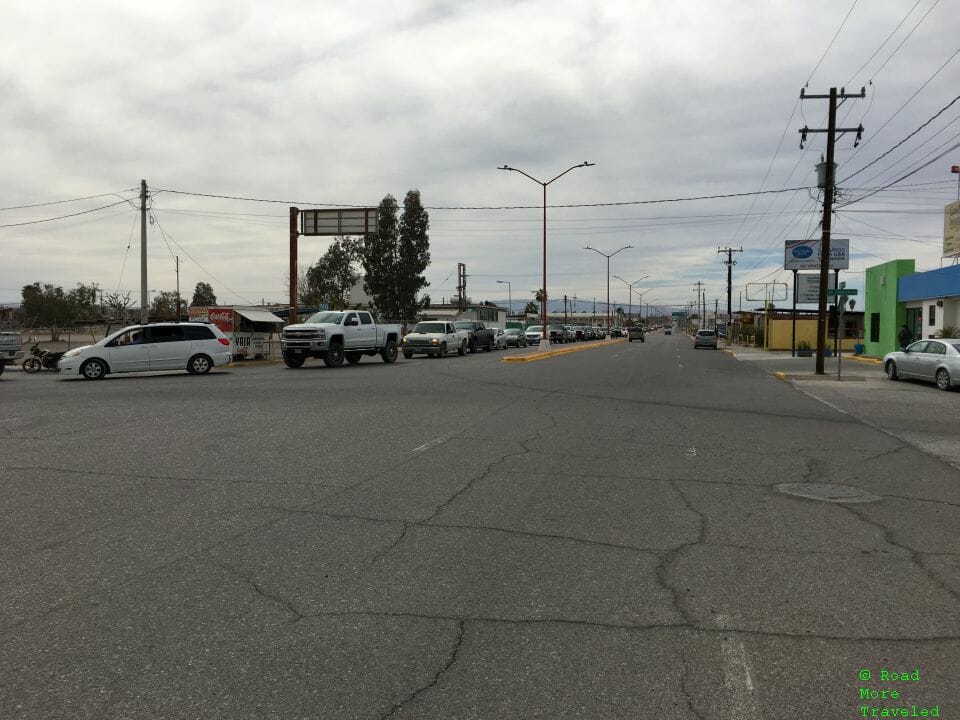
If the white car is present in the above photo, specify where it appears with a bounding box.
[492,328,508,350]
[524,325,543,344]
[58,322,233,380]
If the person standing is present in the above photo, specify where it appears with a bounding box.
[898,324,912,350]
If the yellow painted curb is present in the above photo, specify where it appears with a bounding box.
[774,371,789,382]
[501,338,626,363]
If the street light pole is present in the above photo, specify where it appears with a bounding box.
[496,280,512,320]
[499,162,594,350]
[585,245,632,339]
[613,275,649,326]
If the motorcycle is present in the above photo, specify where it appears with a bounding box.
[21,343,65,373]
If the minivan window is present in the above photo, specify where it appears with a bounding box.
[183,325,215,340]
[148,326,185,343]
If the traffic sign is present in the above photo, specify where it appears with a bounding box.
[827,288,857,296]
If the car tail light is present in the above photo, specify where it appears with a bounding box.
[218,338,230,346]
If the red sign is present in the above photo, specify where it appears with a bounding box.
[188,306,233,333]
[952,165,960,173]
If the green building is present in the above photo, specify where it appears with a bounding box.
[863,259,915,357]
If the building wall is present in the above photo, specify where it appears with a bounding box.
[766,317,862,352]
[864,259,915,357]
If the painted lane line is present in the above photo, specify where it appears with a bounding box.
[721,636,760,718]
[686,447,697,457]
[411,431,457,454]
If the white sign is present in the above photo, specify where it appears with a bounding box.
[784,238,849,270]
[795,272,837,304]
[944,201,960,258]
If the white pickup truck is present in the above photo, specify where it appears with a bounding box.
[0,331,24,376]
[401,321,469,358]
[281,310,401,368]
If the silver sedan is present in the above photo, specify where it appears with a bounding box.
[883,339,960,391]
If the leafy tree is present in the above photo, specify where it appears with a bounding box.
[360,191,431,324]
[523,301,539,315]
[304,237,360,310]
[533,288,546,304]
[420,294,431,309]
[20,282,100,340]
[190,282,217,306]
[151,291,179,316]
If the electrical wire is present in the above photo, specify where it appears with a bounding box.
[843,0,923,86]
[841,94,960,183]
[864,0,943,83]
[0,190,138,212]
[0,198,134,227]
[805,0,860,87]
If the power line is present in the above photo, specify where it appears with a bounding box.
[0,190,138,212]
[0,198,134,228]
[805,0,860,87]
[843,0,924,86]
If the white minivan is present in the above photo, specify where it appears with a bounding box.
[58,322,233,380]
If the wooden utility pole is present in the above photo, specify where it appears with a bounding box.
[799,86,864,374]
[289,207,299,324]
[718,246,742,327]
[140,179,148,324]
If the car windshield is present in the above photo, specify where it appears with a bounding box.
[527,326,542,333]
[413,322,446,333]
[505,328,521,335]
[303,311,344,324]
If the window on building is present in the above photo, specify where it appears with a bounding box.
[929,305,936,326]
[870,313,880,343]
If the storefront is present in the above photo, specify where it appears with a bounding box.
[188,306,284,359]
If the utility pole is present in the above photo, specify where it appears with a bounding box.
[693,282,704,329]
[140,179,148,324]
[456,263,467,312]
[175,255,182,320]
[799,86,865,374]
[718,246,742,328]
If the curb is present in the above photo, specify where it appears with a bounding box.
[501,338,626,363]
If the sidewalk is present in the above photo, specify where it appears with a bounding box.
[723,343,883,382]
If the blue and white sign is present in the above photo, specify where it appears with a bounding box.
[785,239,849,270]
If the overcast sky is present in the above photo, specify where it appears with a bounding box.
[2,0,958,316]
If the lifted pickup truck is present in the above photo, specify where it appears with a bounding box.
[453,320,495,353]
[281,310,401,368]
[401,321,469,358]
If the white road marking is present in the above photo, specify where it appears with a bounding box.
[411,431,457,454]
[611,354,620,360]
[721,636,760,718]
[686,447,697,457]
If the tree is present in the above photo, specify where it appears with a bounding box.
[360,191,431,324]
[103,291,133,321]
[191,282,217,306]
[151,291,179,316]
[303,238,360,310]
[20,282,100,341]
[420,294,431,309]
[533,288,546,304]
[523,301,539,315]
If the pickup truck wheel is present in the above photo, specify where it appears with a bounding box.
[468,338,477,353]
[381,340,398,363]
[283,352,305,368]
[458,340,466,356]
[324,343,345,367]
[346,352,362,365]
[402,349,413,359]
[485,338,493,352]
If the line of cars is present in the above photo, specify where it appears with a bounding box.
[523,324,616,345]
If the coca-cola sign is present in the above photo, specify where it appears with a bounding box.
[206,308,233,333]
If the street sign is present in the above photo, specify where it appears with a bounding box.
[826,288,857,296]
[301,208,378,236]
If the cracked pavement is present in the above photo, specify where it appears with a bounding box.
[1,334,958,717]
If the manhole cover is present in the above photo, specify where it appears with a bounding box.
[775,483,882,503]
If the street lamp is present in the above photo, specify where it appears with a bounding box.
[496,280,512,320]
[585,245,632,339]
[613,275,649,326]
[499,162,595,349]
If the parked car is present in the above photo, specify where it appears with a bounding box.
[546,324,568,343]
[281,310,401,367]
[664,327,672,335]
[572,325,588,341]
[58,322,233,380]
[525,325,544,344]
[693,329,718,349]
[453,321,495,353]
[883,339,960,391]
[503,327,528,347]
[492,328,508,350]
[401,321,469,358]
[0,331,25,376]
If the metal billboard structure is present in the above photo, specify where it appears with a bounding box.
[289,207,379,325]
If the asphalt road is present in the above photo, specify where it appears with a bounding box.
[1,333,958,718]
